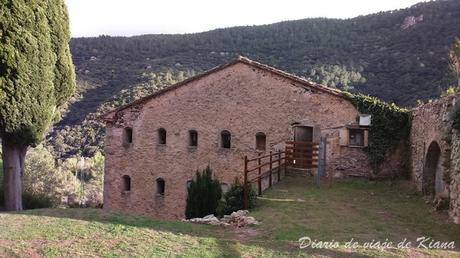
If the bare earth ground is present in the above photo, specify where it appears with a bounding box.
[1,177,460,257]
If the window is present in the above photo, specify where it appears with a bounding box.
[189,130,198,147]
[122,175,131,192]
[123,127,133,145]
[255,132,266,151]
[156,178,165,195]
[158,128,167,145]
[349,129,364,146]
[221,130,231,149]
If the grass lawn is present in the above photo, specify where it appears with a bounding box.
[1,177,460,257]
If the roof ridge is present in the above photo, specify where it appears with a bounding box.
[101,56,345,122]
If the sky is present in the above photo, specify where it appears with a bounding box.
[66,0,426,37]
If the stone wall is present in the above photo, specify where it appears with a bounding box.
[449,132,460,223]
[410,93,460,223]
[410,95,455,191]
[103,61,377,219]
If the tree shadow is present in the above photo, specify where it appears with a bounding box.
[3,208,376,257]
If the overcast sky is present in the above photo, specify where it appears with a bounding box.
[66,0,426,37]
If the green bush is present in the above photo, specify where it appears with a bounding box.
[0,188,54,209]
[185,166,222,219]
[218,178,257,216]
[22,192,54,209]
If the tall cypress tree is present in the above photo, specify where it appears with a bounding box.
[0,0,75,210]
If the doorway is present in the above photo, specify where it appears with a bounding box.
[422,141,442,196]
[294,126,313,142]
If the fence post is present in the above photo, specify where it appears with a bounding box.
[243,156,249,209]
[277,150,281,181]
[284,145,288,174]
[269,151,273,187]
[317,137,327,187]
[258,153,262,195]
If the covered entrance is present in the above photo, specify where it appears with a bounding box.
[422,141,443,196]
[286,126,318,169]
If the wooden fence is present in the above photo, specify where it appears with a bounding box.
[284,141,319,169]
[243,150,286,209]
[242,141,320,209]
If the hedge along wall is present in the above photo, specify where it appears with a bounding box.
[341,92,411,174]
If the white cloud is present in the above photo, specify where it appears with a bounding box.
[65,0,426,37]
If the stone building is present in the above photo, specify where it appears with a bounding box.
[101,57,374,219]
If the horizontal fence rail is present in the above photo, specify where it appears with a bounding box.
[243,150,286,209]
[285,141,319,169]
[242,141,320,209]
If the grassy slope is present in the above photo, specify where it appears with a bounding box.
[1,178,460,257]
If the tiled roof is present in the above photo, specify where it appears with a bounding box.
[101,56,345,122]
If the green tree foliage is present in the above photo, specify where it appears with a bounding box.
[0,0,75,145]
[65,0,460,128]
[185,166,222,219]
[0,0,75,210]
[23,145,69,206]
[309,64,366,89]
[217,178,257,216]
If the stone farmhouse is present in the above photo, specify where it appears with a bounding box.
[101,57,387,219]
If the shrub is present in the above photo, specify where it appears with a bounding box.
[22,192,54,209]
[218,178,257,216]
[185,166,222,219]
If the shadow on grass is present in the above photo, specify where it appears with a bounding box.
[1,207,379,257]
[3,177,460,257]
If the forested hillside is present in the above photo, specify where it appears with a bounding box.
[45,0,460,159]
[66,0,460,127]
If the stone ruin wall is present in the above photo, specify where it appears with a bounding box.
[410,93,460,223]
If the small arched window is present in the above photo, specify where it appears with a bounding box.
[156,178,165,195]
[158,128,167,145]
[122,175,131,192]
[256,132,266,151]
[221,130,231,149]
[123,127,133,145]
[189,130,198,147]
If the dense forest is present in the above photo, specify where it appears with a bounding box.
[46,0,460,159]
[66,0,460,127]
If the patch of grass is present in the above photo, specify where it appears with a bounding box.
[0,177,459,257]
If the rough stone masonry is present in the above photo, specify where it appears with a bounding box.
[101,57,381,219]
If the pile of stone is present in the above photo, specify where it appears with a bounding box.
[184,210,259,227]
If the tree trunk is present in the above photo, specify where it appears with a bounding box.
[2,139,27,211]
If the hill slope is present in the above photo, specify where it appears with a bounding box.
[65,0,460,126]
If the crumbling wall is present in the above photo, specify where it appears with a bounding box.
[449,127,460,223]
[410,93,460,223]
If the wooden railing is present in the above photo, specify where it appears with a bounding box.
[242,141,320,209]
[243,150,286,209]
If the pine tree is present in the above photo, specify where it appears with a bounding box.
[0,0,75,210]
